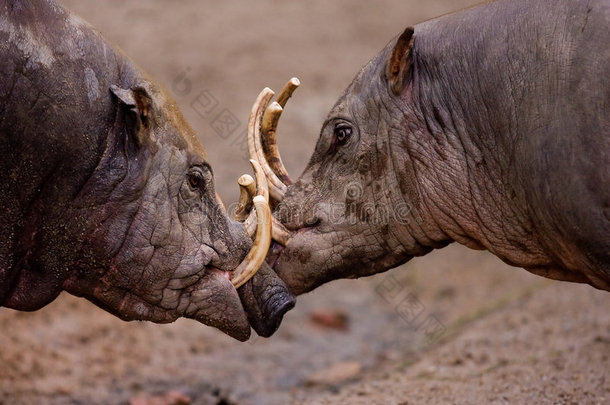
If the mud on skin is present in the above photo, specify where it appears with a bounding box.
[0,0,294,341]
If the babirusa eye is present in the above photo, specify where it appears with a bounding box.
[334,124,353,144]
[188,171,204,191]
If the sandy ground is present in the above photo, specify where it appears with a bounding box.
[1,1,608,404]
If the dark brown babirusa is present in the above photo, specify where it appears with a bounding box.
[271,0,609,296]
[0,0,294,341]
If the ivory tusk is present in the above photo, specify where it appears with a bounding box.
[268,78,300,186]
[275,77,300,108]
[261,101,283,138]
[231,195,272,288]
[270,215,291,246]
[247,88,287,202]
[233,174,255,222]
[238,80,300,244]
[244,210,291,245]
[244,210,257,238]
[261,101,293,186]
[239,174,256,199]
[249,159,268,203]
[243,159,269,238]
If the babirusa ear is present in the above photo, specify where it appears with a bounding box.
[110,85,153,146]
[386,27,415,96]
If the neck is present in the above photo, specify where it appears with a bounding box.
[388,12,553,270]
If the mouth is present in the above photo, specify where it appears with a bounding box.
[208,256,295,339]
[213,79,301,339]
[237,262,295,338]
[185,269,251,342]
[208,267,231,280]
[265,240,285,269]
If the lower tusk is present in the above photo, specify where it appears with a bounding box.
[244,210,291,245]
[268,182,286,203]
[243,159,270,238]
[271,216,291,246]
[249,159,269,203]
[231,195,272,288]
[244,209,257,238]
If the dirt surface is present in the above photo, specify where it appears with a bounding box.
[1,1,608,404]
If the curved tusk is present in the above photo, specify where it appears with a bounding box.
[275,77,300,108]
[270,215,291,246]
[240,174,257,197]
[261,101,294,186]
[261,101,283,138]
[231,195,272,288]
[243,159,269,238]
[233,174,255,222]
[249,159,268,203]
[268,78,300,186]
[244,213,258,238]
[244,211,292,245]
[238,159,291,246]
[247,88,287,202]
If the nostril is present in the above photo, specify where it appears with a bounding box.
[237,263,296,338]
[303,216,321,228]
[255,287,296,338]
[305,215,322,226]
[275,214,320,232]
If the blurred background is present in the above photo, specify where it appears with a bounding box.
[1,1,608,404]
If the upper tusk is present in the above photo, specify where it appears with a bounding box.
[239,174,256,199]
[268,77,300,186]
[275,77,300,108]
[238,79,300,243]
[247,87,274,173]
[233,174,255,222]
[247,88,287,202]
[261,101,293,186]
[261,101,283,139]
[231,195,272,288]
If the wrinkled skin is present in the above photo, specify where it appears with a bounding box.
[0,0,294,341]
[273,0,609,296]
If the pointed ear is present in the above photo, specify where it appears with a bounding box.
[386,27,415,96]
[110,85,153,145]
